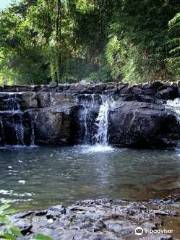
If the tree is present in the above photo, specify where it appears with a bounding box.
[0,0,179,85]
[166,12,180,77]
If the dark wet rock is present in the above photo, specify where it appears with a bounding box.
[18,92,38,109]
[0,82,178,100]
[0,111,27,145]
[47,205,66,219]
[49,93,76,107]
[151,81,165,90]
[67,83,91,94]
[34,106,77,145]
[36,92,51,108]
[0,85,34,92]
[48,81,58,88]
[156,86,179,100]
[135,94,157,103]
[108,101,180,148]
[119,93,157,103]
[5,199,179,240]
[0,82,180,148]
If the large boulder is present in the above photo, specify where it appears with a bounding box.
[156,85,179,100]
[34,103,78,146]
[18,92,38,109]
[108,101,180,148]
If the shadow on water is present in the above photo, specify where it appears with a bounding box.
[0,145,179,210]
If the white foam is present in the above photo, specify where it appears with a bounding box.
[0,145,38,150]
[166,98,180,120]
[81,144,114,153]
[18,180,26,185]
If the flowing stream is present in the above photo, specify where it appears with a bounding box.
[0,146,179,210]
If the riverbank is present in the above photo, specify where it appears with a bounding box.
[8,197,180,240]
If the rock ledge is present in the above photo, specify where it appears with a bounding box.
[8,198,180,240]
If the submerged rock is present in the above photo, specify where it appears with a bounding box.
[8,199,180,240]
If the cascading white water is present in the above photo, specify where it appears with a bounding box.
[0,93,37,147]
[78,94,96,144]
[30,111,37,146]
[0,93,25,145]
[166,98,180,120]
[95,97,109,145]
[166,98,180,149]
[79,94,114,152]
[14,120,24,145]
[11,95,24,145]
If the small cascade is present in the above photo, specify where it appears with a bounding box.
[95,96,109,145]
[31,120,35,146]
[78,94,114,148]
[78,94,99,144]
[0,93,25,146]
[80,98,92,143]
[6,94,21,112]
[14,119,24,145]
[0,118,4,144]
[30,111,37,146]
[10,95,24,145]
[166,98,180,121]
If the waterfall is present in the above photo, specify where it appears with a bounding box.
[6,94,20,113]
[0,93,25,146]
[0,93,37,147]
[14,118,24,145]
[95,96,109,145]
[166,98,180,121]
[78,94,113,148]
[78,94,98,144]
[30,111,37,146]
[80,95,94,143]
[79,94,114,153]
[10,94,24,145]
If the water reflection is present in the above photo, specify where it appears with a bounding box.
[0,146,179,210]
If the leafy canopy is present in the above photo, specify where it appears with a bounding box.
[0,0,179,85]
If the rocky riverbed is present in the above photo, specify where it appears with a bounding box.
[6,198,180,240]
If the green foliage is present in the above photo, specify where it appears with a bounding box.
[108,0,179,82]
[166,12,180,78]
[0,204,22,240]
[0,1,51,85]
[0,204,53,240]
[0,0,179,84]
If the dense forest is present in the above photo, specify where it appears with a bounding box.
[0,0,179,85]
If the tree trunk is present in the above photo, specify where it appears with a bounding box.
[56,0,62,83]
